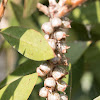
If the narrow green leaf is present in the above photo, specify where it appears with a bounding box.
[0,73,38,100]
[70,1,100,24]
[94,96,100,100]
[66,41,91,64]
[0,60,42,89]
[23,0,38,18]
[0,26,54,61]
[10,2,38,30]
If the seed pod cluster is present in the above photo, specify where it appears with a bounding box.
[37,0,71,100]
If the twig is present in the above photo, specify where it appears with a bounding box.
[0,0,8,21]
[58,0,87,18]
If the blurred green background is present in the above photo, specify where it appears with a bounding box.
[0,0,100,100]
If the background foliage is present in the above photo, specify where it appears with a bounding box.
[0,0,100,100]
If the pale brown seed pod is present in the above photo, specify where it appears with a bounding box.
[47,92,60,100]
[51,17,62,28]
[42,22,54,34]
[54,31,66,41]
[44,77,56,88]
[58,43,70,53]
[39,63,53,74]
[48,39,56,50]
[39,87,49,98]
[62,21,71,28]
[50,54,61,64]
[52,67,67,80]
[60,94,68,100]
[36,67,46,77]
[56,80,67,92]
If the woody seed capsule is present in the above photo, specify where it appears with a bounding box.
[36,67,46,77]
[58,43,70,53]
[62,21,71,28]
[51,17,62,28]
[48,39,56,50]
[44,77,56,88]
[52,67,67,80]
[60,94,68,100]
[56,80,67,92]
[48,92,60,100]
[54,31,66,40]
[39,87,49,98]
[39,63,53,74]
[50,54,61,64]
[42,22,54,34]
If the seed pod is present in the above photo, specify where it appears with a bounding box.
[39,87,49,98]
[54,31,66,40]
[56,80,67,92]
[44,34,49,40]
[48,39,56,50]
[51,17,62,28]
[44,77,56,88]
[48,92,60,100]
[58,43,70,53]
[50,54,61,64]
[62,21,71,28]
[60,94,68,100]
[42,22,54,34]
[36,67,46,77]
[39,63,53,74]
[52,67,67,80]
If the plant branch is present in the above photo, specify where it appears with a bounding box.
[37,3,50,17]
[58,0,87,18]
[0,0,8,21]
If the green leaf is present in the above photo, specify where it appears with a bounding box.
[94,96,100,100]
[0,73,38,100]
[90,24,100,40]
[23,0,38,18]
[0,60,42,89]
[0,26,54,61]
[67,22,89,41]
[66,41,91,64]
[84,41,100,84]
[10,2,39,30]
[70,1,100,24]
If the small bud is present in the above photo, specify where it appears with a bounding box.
[52,67,67,80]
[48,39,56,50]
[36,67,46,77]
[44,34,49,40]
[42,22,54,34]
[44,77,56,88]
[54,31,66,40]
[60,94,68,100]
[39,63,53,74]
[62,21,71,28]
[48,92,60,100]
[51,17,62,28]
[57,80,67,92]
[39,87,49,98]
[50,54,61,64]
